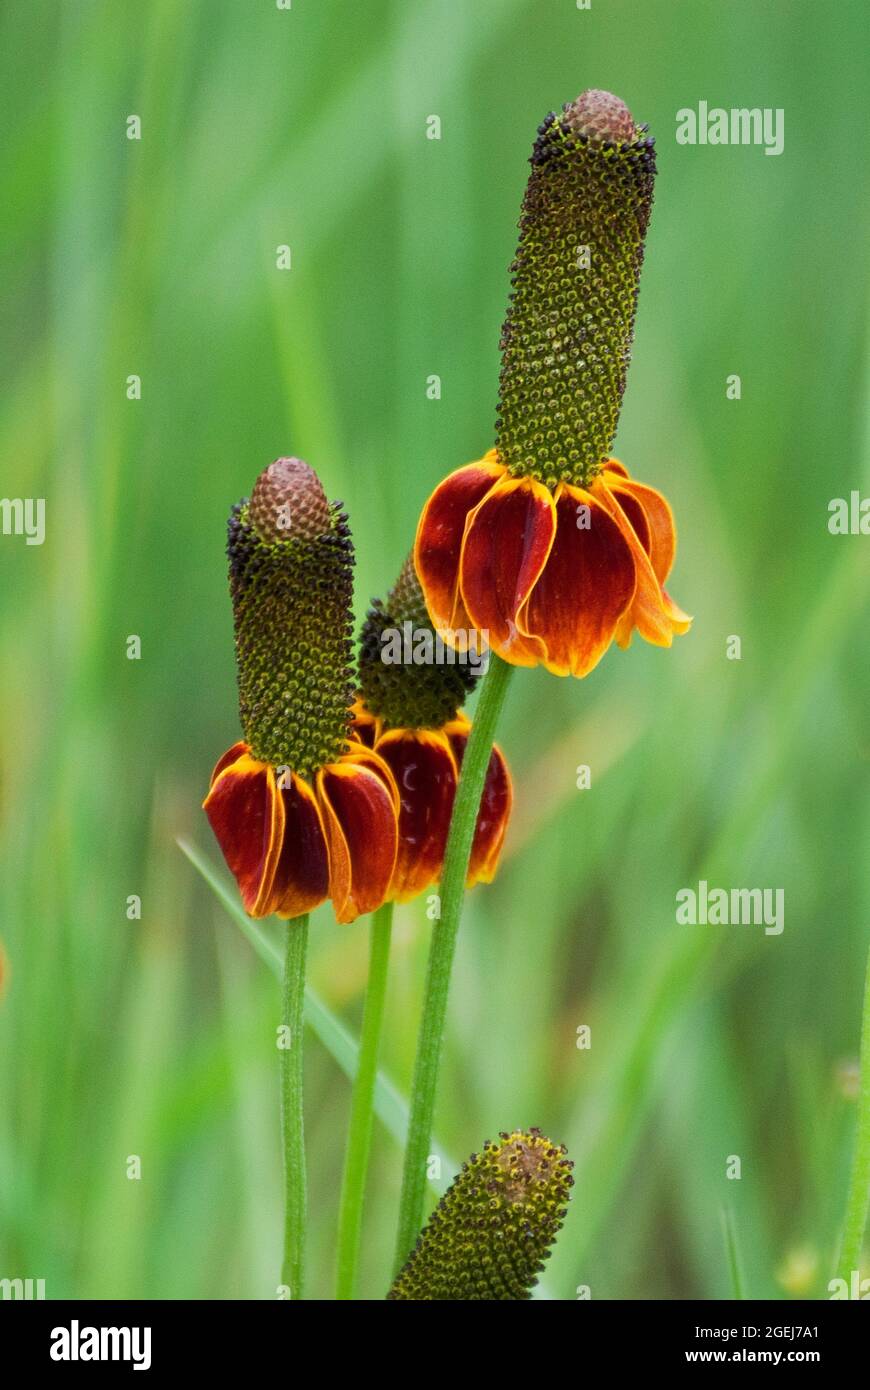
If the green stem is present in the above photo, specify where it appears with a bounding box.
[280,914,309,1299]
[720,1206,745,1300]
[836,942,870,1286]
[335,901,394,1299]
[393,652,514,1272]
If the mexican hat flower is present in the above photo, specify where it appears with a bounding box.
[414,89,691,679]
[203,457,399,924]
[354,555,512,902]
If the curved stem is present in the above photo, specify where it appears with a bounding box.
[335,901,394,1299]
[280,914,309,1299]
[393,653,514,1272]
[836,942,870,1286]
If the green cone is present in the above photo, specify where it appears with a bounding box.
[227,457,354,778]
[358,554,479,730]
[388,1129,573,1300]
[495,89,656,490]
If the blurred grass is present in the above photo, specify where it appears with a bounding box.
[1,0,869,1300]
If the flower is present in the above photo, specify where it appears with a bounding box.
[204,458,399,924]
[414,89,691,678]
[354,556,512,902]
[415,450,690,678]
[352,703,510,903]
[388,1128,573,1300]
[205,739,399,924]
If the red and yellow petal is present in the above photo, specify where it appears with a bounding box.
[340,745,402,814]
[267,774,331,919]
[414,457,506,635]
[349,698,380,749]
[203,749,284,917]
[459,474,557,667]
[513,483,636,677]
[446,723,513,887]
[209,740,250,787]
[376,729,459,902]
[317,760,399,924]
[601,470,676,586]
[592,476,692,648]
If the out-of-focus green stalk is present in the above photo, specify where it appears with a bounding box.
[281,915,309,1299]
[836,944,870,1286]
[393,653,514,1271]
[335,901,394,1299]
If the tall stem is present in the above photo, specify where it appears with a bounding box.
[836,943,870,1286]
[335,901,394,1299]
[393,653,514,1271]
[280,914,309,1299]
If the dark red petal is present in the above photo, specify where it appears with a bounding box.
[317,762,399,923]
[414,458,505,633]
[376,730,458,902]
[209,740,250,787]
[518,484,636,677]
[592,478,692,648]
[341,746,401,812]
[606,485,651,556]
[459,476,556,667]
[602,471,676,584]
[267,774,331,919]
[203,752,284,917]
[447,728,513,886]
[349,698,379,749]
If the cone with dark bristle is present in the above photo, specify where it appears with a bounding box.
[358,554,479,731]
[227,457,355,777]
[496,87,656,490]
[388,1128,573,1300]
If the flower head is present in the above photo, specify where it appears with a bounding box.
[204,458,399,923]
[388,1128,573,1300]
[355,556,511,901]
[414,90,691,677]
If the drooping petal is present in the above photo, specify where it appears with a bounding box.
[203,750,284,917]
[349,698,379,749]
[660,587,693,629]
[592,476,692,648]
[376,729,459,902]
[267,773,331,919]
[340,745,402,812]
[209,740,250,787]
[459,475,557,667]
[601,470,676,585]
[446,723,513,886]
[317,761,399,924]
[414,458,506,634]
[600,475,651,559]
[515,483,636,677]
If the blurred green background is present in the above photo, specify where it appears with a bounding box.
[1,0,868,1301]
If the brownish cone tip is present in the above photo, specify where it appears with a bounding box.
[563,88,637,144]
[249,456,331,543]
